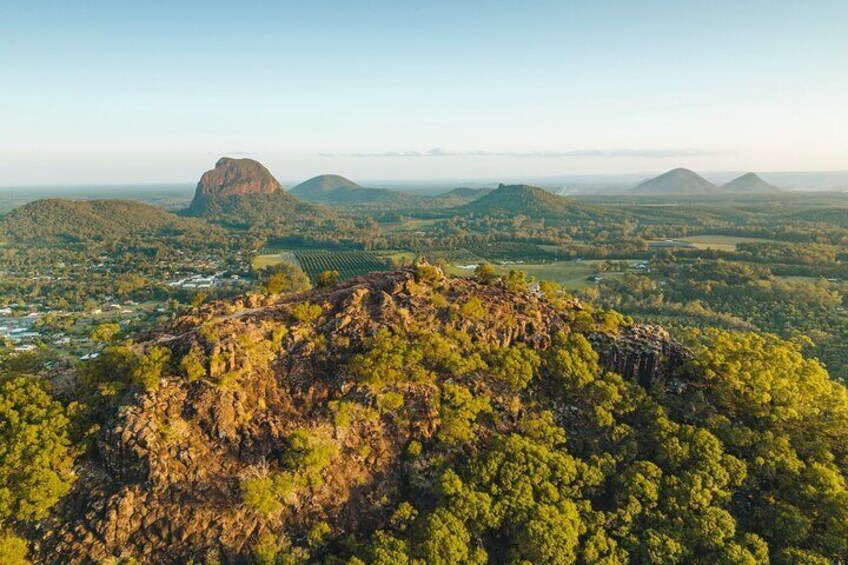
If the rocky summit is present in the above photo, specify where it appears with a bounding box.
[35,267,688,563]
[189,157,282,211]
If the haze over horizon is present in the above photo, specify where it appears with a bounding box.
[2,0,846,185]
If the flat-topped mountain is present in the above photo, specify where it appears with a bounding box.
[720,172,781,193]
[632,168,717,195]
[189,157,283,212]
[0,198,212,242]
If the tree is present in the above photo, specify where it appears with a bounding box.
[90,323,120,343]
[0,376,75,523]
[0,530,28,565]
[261,262,311,295]
[486,343,541,391]
[546,332,600,389]
[417,508,484,565]
[437,383,491,445]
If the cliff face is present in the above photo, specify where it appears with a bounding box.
[37,268,690,563]
[189,157,282,211]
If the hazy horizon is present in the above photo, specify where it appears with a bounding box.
[2,0,846,185]
[3,168,848,195]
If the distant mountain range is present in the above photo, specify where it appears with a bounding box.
[289,174,494,208]
[631,168,783,195]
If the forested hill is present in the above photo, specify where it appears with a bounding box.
[18,265,848,564]
[458,183,624,222]
[0,198,213,242]
[184,191,358,234]
[290,175,427,208]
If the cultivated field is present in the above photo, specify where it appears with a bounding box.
[677,234,778,252]
[293,250,389,281]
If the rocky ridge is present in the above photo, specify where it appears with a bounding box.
[37,268,691,563]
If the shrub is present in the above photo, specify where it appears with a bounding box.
[179,344,207,382]
[331,400,378,429]
[474,263,498,284]
[406,440,423,459]
[90,322,121,343]
[291,303,323,324]
[503,270,532,293]
[415,263,443,286]
[377,391,404,413]
[261,262,311,295]
[129,346,171,392]
[315,270,340,288]
[240,475,282,516]
[254,533,309,565]
[283,429,337,486]
[459,296,486,320]
[307,521,331,547]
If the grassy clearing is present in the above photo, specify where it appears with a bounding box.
[445,259,625,291]
[374,250,420,266]
[383,218,441,233]
[253,251,299,270]
[677,234,778,251]
[519,261,626,290]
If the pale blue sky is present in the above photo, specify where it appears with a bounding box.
[1,0,846,184]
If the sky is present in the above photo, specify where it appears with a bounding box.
[1,0,847,185]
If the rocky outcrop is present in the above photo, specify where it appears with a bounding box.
[189,157,282,212]
[590,324,691,387]
[37,268,690,563]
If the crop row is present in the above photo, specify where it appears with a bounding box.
[293,250,389,282]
